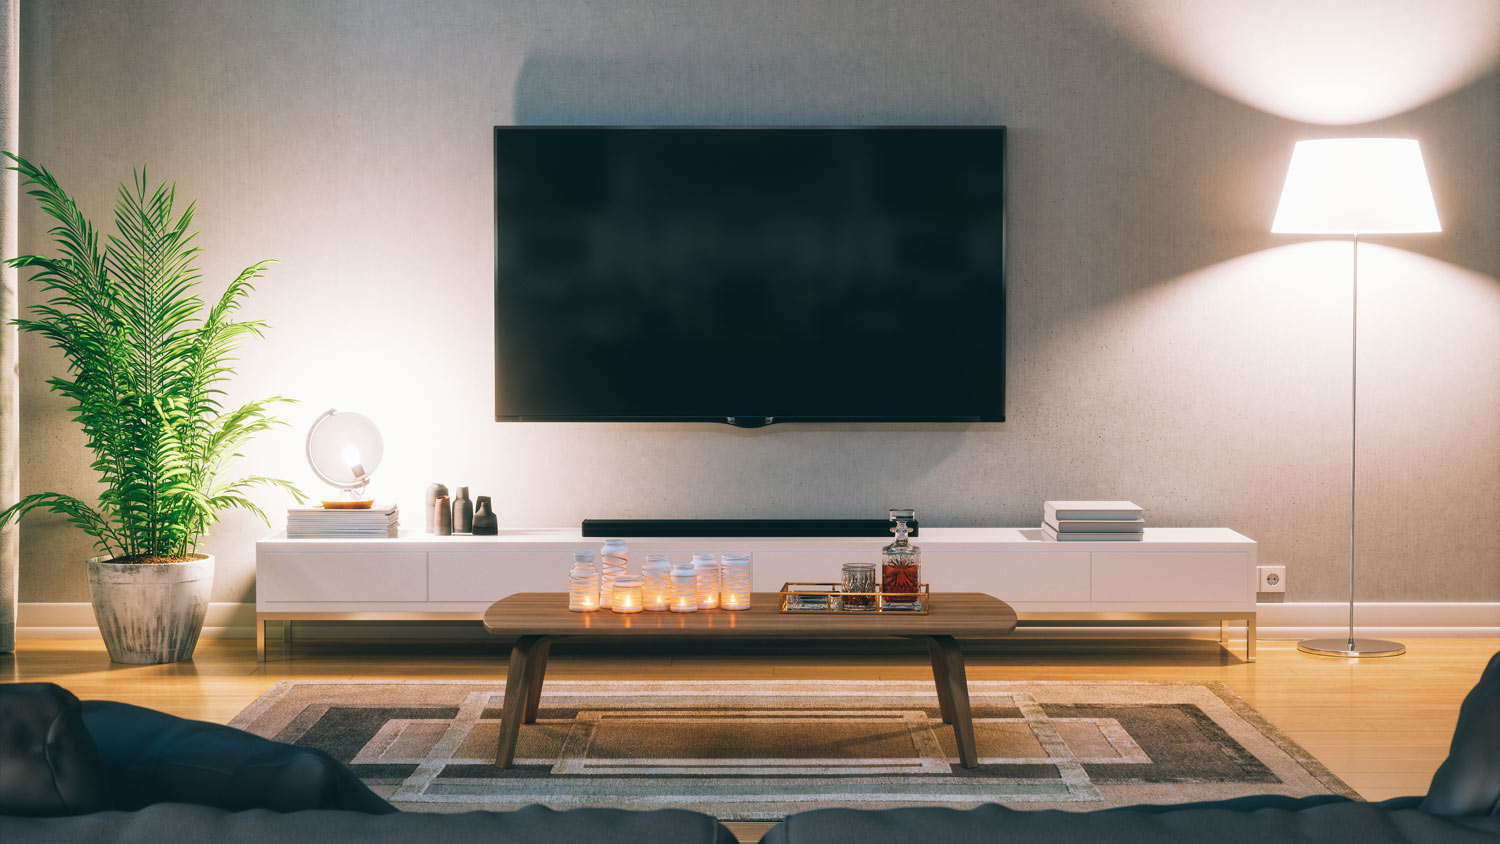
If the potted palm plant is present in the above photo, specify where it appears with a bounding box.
[0,154,303,664]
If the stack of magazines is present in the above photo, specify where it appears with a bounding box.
[1042,501,1143,541]
[286,504,399,539]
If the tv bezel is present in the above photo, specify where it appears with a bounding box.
[492,125,1007,425]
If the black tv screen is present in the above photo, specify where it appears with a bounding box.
[493,126,1005,425]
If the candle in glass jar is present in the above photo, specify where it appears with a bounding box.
[642,554,671,611]
[720,553,752,610]
[670,562,698,612]
[568,553,599,612]
[598,539,628,608]
[693,553,720,610]
[611,575,644,614]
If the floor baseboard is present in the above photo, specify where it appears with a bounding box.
[16,601,1500,640]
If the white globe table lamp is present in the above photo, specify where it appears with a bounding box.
[305,409,384,509]
[1272,138,1440,658]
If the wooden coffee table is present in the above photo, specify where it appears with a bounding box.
[482,591,1017,769]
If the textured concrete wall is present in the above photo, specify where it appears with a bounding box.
[16,1,1500,606]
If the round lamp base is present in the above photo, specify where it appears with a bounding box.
[320,499,375,510]
[1297,637,1406,658]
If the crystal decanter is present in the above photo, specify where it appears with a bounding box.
[881,508,922,609]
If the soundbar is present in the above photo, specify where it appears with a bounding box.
[581,519,918,538]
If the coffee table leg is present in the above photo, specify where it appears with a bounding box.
[496,635,548,768]
[915,636,956,724]
[928,635,979,768]
[523,639,552,724]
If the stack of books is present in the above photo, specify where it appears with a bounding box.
[1042,501,1143,541]
[286,504,399,539]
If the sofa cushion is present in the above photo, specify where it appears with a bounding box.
[0,682,112,817]
[0,803,738,843]
[81,700,395,814]
[760,803,1500,844]
[1421,650,1500,816]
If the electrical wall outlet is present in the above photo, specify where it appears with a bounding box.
[1257,565,1286,593]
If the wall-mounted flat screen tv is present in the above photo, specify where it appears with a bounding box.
[494,126,1005,426]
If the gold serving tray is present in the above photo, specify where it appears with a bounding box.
[778,582,930,614]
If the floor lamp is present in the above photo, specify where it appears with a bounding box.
[1272,138,1440,658]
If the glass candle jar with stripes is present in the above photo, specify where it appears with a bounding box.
[692,553,720,610]
[670,562,698,612]
[611,575,644,614]
[568,551,599,612]
[642,554,671,611]
[598,539,629,608]
[720,553,752,610]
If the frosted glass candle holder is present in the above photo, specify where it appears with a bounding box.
[720,553,752,611]
[642,554,671,612]
[670,563,698,613]
[568,563,599,612]
[693,553,720,610]
[599,539,629,608]
[611,575,644,614]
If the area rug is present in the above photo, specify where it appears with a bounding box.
[229,680,1356,821]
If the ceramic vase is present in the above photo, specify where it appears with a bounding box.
[452,486,473,534]
[472,496,498,535]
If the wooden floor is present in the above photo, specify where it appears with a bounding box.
[4,634,1495,842]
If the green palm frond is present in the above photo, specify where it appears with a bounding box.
[0,152,304,559]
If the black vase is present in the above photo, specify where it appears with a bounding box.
[472,496,498,536]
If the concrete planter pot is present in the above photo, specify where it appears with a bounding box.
[86,554,214,665]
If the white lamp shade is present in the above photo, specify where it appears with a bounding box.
[1271,139,1440,235]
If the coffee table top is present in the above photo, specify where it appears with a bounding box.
[483,592,1016,638]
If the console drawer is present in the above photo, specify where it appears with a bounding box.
[924,550,1092,602]
[428,551,561,603]
[258,552,427,602]
[1091,552,1251,603]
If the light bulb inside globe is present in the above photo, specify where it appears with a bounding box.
[342,444,367,480]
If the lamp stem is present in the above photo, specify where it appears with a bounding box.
[1296,235,1402,658]
[1348,233,1358,649]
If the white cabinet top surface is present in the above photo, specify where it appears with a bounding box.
[259,526,1253,551]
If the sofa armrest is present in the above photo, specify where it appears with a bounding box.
[1421,650,1500,816]
[81,700,395,814]
[0,683,112,817]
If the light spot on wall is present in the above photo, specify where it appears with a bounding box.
[1070,0,1500,124]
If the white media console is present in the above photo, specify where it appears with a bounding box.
[254,526,1257,661]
